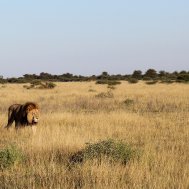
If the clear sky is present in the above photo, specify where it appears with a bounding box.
[0,0,188,77]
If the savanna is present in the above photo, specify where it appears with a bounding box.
[0,81,188,189]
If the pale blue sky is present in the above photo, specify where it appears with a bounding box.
[0,0,188,77]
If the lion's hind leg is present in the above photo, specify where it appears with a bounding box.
[5,108,15,129]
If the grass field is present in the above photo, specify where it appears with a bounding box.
[0,82,189,189]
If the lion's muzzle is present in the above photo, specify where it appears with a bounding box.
[33,117,39,124]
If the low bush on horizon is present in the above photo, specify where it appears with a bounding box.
[96,80,121,85]
[23,80,56,89]
[145,80,158,85]
[160,79,175,84]
[127,78,139,84]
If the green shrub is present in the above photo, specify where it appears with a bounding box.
[0,79,7,84]
[124,99,134,106]
[30,80,42,85]
[145,80,158,85]
[96,80,121,85]
[0,145,24,170]
[176,74,189,82]
[44,82,56,89]
[70,139,140,165]
[107,80,121,85]
[143,77,151,81]
[96,80,108,85]
[23,81,56,89]
[127,78,138,84]
[160,79,174,84]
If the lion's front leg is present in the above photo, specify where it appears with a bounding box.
[15,121,24,130]
[32,126,37,135]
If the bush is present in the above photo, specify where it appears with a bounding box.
[23,81,56,89]
[176,74,189,83]
[145,80,158,85]
[95,91,114,98]
[43,82,56,89]
[142,77,151,81]
[127,78,138,84]
[96,80,121,85]
[124,99,134,106]
[70,139,140,165]
[30,80,42,85]
[0,79,7,84]
[160,79,174,84]
[0,145,24,170]
[144,69,157,79]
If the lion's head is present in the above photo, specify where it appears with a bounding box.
[24,102,40,125]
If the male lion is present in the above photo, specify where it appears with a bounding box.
[5,102,40,130]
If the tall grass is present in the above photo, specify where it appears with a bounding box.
[0,82,188,188]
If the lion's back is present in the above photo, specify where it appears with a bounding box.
[8,104,22,113]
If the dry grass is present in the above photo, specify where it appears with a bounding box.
[0,81,189,189]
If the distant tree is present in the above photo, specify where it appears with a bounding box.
[158,71,166,78]
[0,75,6,84]
[7,77,27,83]
[97,71,109,80]
[113,74,122,80]
[169,71,177,79]
[90,75,96,80]
[61,73,73,78]
[172,71,178,75]
[177,74,189,82]
[39,72,53,80]
[132,70,142,79]
[102,71,109,77]
[179,70,187,74]
[128,78,139,84]
[144,69,157,79]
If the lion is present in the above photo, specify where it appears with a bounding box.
[5,102,40,130]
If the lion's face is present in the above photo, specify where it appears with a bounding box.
[27,109,40,124]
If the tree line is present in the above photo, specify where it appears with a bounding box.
[0,69,189,84]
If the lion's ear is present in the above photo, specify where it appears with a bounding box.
[26,104,34,113]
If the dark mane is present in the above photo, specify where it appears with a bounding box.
[24,102,39,109]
